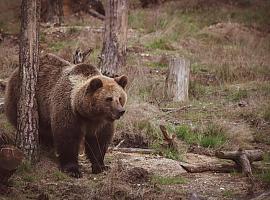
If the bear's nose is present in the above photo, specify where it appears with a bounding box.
[119,110,125,116]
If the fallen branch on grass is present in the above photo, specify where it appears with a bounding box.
[159,125,178,150]
[215,149,263,176]
[109,147,155,154]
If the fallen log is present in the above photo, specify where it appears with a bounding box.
[109,147,155,154]
[179,162,238,173]
[215,149,263,176]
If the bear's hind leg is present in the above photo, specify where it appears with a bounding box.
[85,123,113,174]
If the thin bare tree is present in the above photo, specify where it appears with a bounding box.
[17,0,41,163]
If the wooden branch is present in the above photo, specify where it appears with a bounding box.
[114,139,125,149]
[109,147,155,154]
[86,7,105,20]
[249,191,270,200]
[215,149,263,163]
[179,162,238,173]
[159,125,178,150]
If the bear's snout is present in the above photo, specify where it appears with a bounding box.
[115,107,125,119]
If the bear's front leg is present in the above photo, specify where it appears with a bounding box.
[85,123,113,174]
[54,128,83,178]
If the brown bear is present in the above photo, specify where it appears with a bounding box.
[5,54,127,177]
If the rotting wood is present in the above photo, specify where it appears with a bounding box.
[0,145,24,184]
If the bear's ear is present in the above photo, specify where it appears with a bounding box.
[114,75,128,89]
[86,78,103,93]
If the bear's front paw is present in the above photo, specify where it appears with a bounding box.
[62,164,82,178]
[92,165,110,174]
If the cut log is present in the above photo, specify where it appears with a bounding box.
[165,57,190,102]
[0,145,24,184]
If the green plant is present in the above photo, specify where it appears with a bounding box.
[229,88,248,102]
[145,38,173,50]
[17,161,32,174]
[53,170,68,181]
[223,190,234,198]
[200,123,227,148]
[151,175,186,185]
[175,125,199,145]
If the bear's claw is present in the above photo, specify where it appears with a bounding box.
[92,165,110,174]
[62,164,82,178]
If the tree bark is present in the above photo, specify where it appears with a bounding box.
[99,0,128,77]
[165,57,190,102]
[17,0,40,164]
[41,0,63,24]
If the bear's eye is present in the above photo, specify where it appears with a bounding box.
[106,97,113,102]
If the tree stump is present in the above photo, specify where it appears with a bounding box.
[99,0,128,77]
[165,57,190,102]
[0,145,24,184]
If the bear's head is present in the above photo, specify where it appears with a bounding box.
[76,75,128,122]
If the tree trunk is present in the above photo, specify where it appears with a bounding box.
[99,0,128,77]
[17,0,40,164]
[41,0,63,24]
[165,57,190,102]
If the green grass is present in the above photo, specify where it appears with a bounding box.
[17,161,39,183]
[151,175,186,185]
[145,38,173,50]
[48,40,76,52]
[52,170,69,181]
[228,88,248,102]
[146,61,167,69]
[223,190,235,198]
[174,123,227,148]
[256,153,270,184]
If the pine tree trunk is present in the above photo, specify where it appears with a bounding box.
[165,57,190,102]
[17,0,40,164]
[99,0,128,77]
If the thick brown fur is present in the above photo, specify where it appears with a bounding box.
[5,54,127,177]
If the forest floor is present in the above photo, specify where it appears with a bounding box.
[0,0,270,199]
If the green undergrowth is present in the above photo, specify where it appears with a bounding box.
[172,123,227,149]
[151,175,186,185]
[256,153,270,184]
